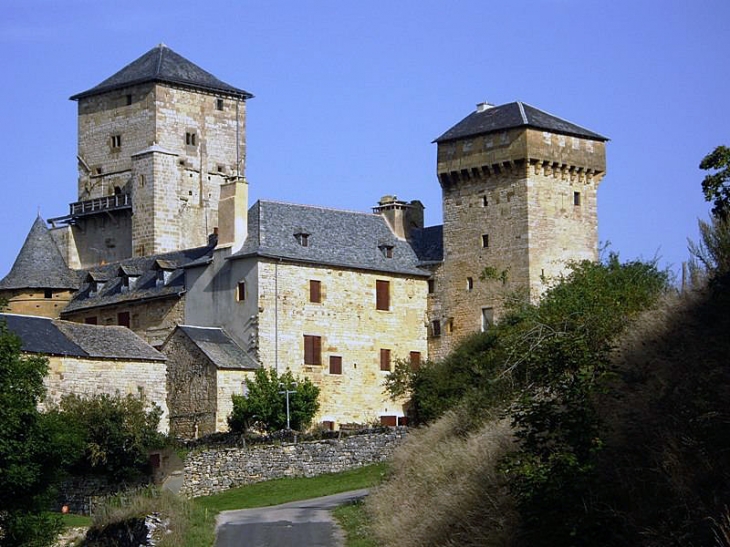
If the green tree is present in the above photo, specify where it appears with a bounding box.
[700,145,730,220]
[56,392,164,482]
[229,368,320,432]
[0,322,81,547]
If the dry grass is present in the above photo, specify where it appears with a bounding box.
[366,409,517,547]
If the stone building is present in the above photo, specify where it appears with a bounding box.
[0,45,607,435]
[1,313,169,432]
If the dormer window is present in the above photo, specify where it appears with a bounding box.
[86,273,107,297]
[295,232,310,247]
[153,260,175,287]
[121,275,139,293]
[379,244,394,258]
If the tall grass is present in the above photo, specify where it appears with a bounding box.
[367,409,517,547]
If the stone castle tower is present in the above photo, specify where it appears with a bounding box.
[50,44,253,268]
[428,101,607,359]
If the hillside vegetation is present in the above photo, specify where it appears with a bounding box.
[369,252,730,546]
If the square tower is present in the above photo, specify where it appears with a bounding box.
[429,101,607,359]
[55,44,253,267]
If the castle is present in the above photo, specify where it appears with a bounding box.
[0,45,607,437]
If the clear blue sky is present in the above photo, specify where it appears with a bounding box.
[1,1,728,281]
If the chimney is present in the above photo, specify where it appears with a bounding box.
[216,177,248,253]
[373,195,424,240]
[476,101,494,113]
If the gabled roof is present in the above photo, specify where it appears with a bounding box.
[62,243,215,314]
[0,313,165,361]
[0,216,79,291]
[175,325,259,370]
[70,43,253,101]
[231,200,431,277]
[434,101,608,143]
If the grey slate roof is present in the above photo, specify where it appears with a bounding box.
[434,101,608,143]
[176,325,259,370]
[0,313,165,361]
[409,225,444,264]
[70,44,253,101]
[62,243,215,314]
[0,216,79,290]
[231,200,431,277]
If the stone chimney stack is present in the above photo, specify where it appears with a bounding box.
[216,177,249,253]
[373,195,424,240]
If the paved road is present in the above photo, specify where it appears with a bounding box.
[215,489,369,547]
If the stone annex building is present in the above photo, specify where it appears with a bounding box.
[0,45,607,438]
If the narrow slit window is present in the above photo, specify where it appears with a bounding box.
[573,191,581,206]
[481,234,489,248]
[467,277,474,291]
[237,281,246,302]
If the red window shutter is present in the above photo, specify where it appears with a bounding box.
[329,355,342,375]
[380,415,397,427]
[376,280,390,311]
[380,348,391,371]
[409,351,421,370]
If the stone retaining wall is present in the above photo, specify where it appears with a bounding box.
[180,429,406,498]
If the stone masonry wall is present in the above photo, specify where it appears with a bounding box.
[180,429,406,498]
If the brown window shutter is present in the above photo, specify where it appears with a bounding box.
[117,312,130,328]
[313,336,321,365]
[380,348,391,371]
[329,355,342,375]
[376,280,390,311]
[304,335,322,365]
[409,351,421,370]
[310,280,321,303]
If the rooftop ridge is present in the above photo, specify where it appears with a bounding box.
[257,198,379,218]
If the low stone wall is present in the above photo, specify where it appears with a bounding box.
[180,429,406,498]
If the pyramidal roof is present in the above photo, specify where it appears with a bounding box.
[0,216,78,290]
[434,101,607,143]
[70,43,253,101]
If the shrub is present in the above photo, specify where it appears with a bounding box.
[229,368,320,433]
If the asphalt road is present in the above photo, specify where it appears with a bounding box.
[215,489,369,547]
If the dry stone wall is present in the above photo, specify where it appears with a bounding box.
[180,429,406,498]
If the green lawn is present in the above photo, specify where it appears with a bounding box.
[333,499,380,547]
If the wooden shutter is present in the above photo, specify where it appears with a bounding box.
[380,348,391,371]
[409,351,421,370]
[304,335,322,365]
[117,312,130,328]
[376,280,390,311]
[329,355,342,375]
[309,280,321,303]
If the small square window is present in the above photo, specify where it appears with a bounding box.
[329,355,342,375]
[44,289,53,299]
[573,192,581,206]
[216,98,224,110]
[295,232,310,247]
[380,348,391,371]
[380,245,394,258]
[111,134,122,149]
[481,234,489,248]
[185,132,197,147]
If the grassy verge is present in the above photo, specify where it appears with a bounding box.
[333,499,379,547]
[61,513,92,528]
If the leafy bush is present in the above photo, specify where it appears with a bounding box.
[229,368,320,433]
[55,392,164,482]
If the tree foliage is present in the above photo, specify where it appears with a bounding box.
[54,392,164,482]
[0,323,81,547]
[699,144,730,220]
[229,368,320,433]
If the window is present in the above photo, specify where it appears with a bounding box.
[110,134,122,149]
[482,195,488,207]
[295,232,309,247]
[117,311,130,328]
[237,281,246,302]
[467,277,474,291]
[427,279,435,294]
[329,355,342,375]
[481,307,494,332]
[304,335,322,365]
[185,132,197,146]
[376,280,390,311]
[431,320,441,337]
[44,289,53,299]
[309,280,321,303]
[446,318,454,333]
[409,351,421,370]
[380,348,391,371]
[216,98,224,110]
[84,316,97,325]
[126,94,132,106]
[380,245,394,258]
[573,191,581,206]
[481,234,489,248]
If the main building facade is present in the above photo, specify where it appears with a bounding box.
[0,45,607,436]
